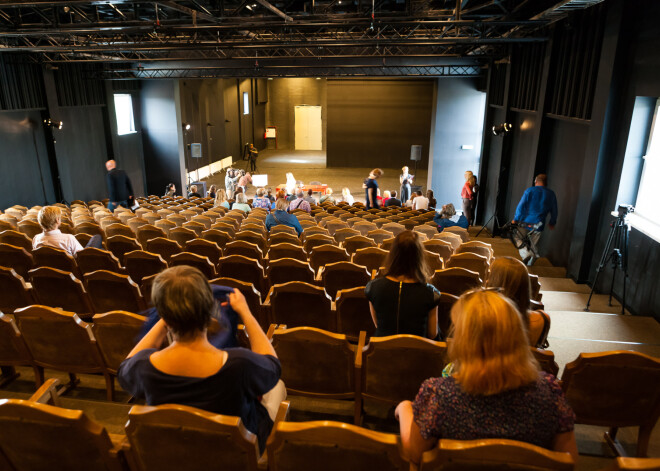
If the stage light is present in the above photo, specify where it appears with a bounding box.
[43,118,63,130]
[183,123,191,130]
[492,122,512,136]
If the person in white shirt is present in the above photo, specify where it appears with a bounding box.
[341,187,354,206]
[285,172,297,196]
[412,191,429,210]
[32,206,102,256]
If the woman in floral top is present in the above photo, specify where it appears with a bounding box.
[396,290,577,464]
[252,187,271,211]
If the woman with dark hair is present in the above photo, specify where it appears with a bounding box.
[365,231,441,339]
[426,189,437,210]
[396,290,576,464]
[118,266,285,453]
[164,183,176,197]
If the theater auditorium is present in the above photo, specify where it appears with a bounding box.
[0,0,659,469]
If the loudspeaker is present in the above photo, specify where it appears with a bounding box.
[410,145,422,161]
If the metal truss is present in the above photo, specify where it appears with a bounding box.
[98,64,483,78]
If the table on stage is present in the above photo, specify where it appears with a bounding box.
[276,184,329,195]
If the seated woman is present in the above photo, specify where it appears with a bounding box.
[486,256,551,348]
[252,187,271,211]
[319,187,336,205]
[365,231,440,339]
[265,197,303,236]
[231,192,252,213]
[396,290,577,464]
[433,203,468,233]
[341,187,354,205]
[214,189,230,209]
[118,266,285,453]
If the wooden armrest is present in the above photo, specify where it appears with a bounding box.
[330,300,336,311]
[274,400,290,425]
[315,266,325,282]
[266,324,278,339]
[371,269,377,279]
[263,286,274,306]
[29,378,61,405]
[355,331,367,369]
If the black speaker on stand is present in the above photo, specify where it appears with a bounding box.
[410,145,422,193]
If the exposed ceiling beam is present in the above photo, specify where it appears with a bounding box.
[156,1,220,23]
[253,0,293,21]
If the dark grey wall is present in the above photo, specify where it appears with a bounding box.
[53,106,109,202]
[140,80,185,196]
[327,79,433,168]
[0,110,55,208]
[223,80,241,162]
[428,78,486,210]
[266,78,327,150]
[503,112,539,220]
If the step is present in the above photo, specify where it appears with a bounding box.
[539,277,591,293]
[546,310,660,344]
[528,266,567,278]
[541,291,629,314]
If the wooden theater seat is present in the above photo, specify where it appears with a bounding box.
[209,277,267,330]
[0,242,34,279]
[456,240,494,261]
[268,232,301,246]
[419,438,574,471]
[84,270,147,314]
[610,457,660,471]
[76,247,123,275]
[0,230,32,252]
[309,244,350,272]
[271,327,366,424]
[335,286,376,341]
[0,311,37,387]
[446,252,490,282]
[560,351,660,457]
[267,420,408,471]
[343,235,377,255]
[532,347,560,377]
[267,242,307,263]
[145,237,181,263]
[185,239,223,265]
[423,239,454,262]
[106,234,141,264]
[266,258,315,287]
[136,224,167,249]
[431,267,482,297]
[225,240,264,264]
[266,281,334,331]
[124,250,168,285]
[320,261,371,299]
[352,246,388,274]
[29,267,95,317]
[32,245,80,276]
[217,255,266,298]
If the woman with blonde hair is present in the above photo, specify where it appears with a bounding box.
[461,170,474,225]
[341,187,354,205]
[486,256,551,347]
[396,290,576,464]
[214,189,230,209]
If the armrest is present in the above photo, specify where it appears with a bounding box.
[315,265,325,282]
[355,331,367,369]
[260,401,290,470]
[29,378,61,405]
[263,286,274,306]
[266,324,278,339]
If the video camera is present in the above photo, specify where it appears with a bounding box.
[617,204,635,218]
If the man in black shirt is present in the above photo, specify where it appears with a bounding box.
[385,190,402,207]
[105,159,133,211]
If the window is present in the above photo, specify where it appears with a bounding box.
[628,99,660,242]
[243,92,249,115]
[114,94,136,135]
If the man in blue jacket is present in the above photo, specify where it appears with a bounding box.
[512,174,558,265]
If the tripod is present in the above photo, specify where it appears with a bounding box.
[475,212,502,238]
[584,214,629,315]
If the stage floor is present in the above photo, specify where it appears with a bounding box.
[203,149,428,204]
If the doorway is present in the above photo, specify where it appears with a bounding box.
[295,105,322,150]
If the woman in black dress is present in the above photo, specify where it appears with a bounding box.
[365,231,441,339]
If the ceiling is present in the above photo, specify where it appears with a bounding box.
[0,0,605,78]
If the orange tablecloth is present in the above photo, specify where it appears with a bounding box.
[276,184,328,195]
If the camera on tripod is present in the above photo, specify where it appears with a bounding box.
[617,204,635,219]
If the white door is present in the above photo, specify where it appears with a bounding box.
[295,105,322,150]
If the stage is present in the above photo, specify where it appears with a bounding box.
[203,149,429,204]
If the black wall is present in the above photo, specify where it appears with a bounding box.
[327,79,434,168]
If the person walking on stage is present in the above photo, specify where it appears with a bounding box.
[400,166,414,204]
[247,144,259,172]
[365,168,383,210]
[512,174,558,266]
[105,159,133,212]
[461,170,476,226]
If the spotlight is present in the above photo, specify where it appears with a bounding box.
[44,118,63,130]
[183,123,191,130]
[492,122,512,136]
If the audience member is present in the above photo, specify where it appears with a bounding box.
[117,266,285,453]
[33,205,103,255]
[105,159,133,211]
[385,190,402,207]
[266,187,275,203]
[365,231,440,339]
[214,189,230,209]
[341,187,354,205]
[396,290,577,464]
[433,203,468,232]
[382,190,391,206]
[319,188,336,205]
[207,184,217,199]
[232,192,252,213]
[365,168,383,210]
[252,188,271,211]
[164,183,176,198]
[487,256,549,347]
[304,188,317,205]
[225,168,240,199]
[461,170,475,226]
[266,197,303,235]
[426,189,436,210]
[288,189,311,213]
[412,191,429,210]
[237,171,252,194]
[188,185,201,199]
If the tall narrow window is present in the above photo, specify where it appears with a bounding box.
[629,99,660,242]
[114,94,136,135]
[243,92,250,115]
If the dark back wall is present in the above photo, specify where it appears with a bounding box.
[0,110,55,208]
[327,79,434,168]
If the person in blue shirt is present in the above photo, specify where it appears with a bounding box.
[364,168,383,210]
[512,174,558,265]
[265,196,303,236]
[433,203,469,232]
